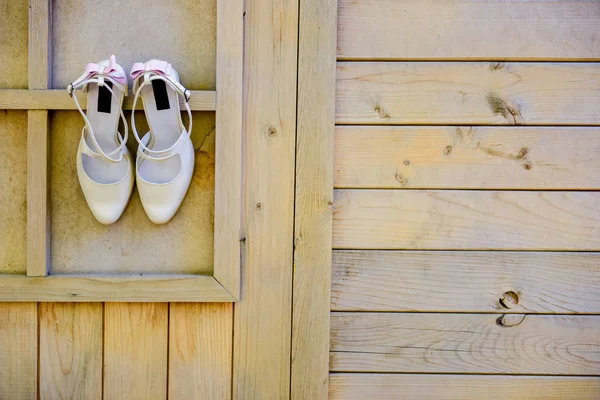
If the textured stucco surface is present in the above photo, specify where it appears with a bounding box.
[50,111,215,275]
[0,111,27,274]
[52,0,216,90]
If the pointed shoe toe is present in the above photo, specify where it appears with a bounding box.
[76,138,134,225]
[136,136,195,225]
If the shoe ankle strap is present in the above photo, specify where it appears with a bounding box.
[130,60,191,101]
[67,55,128,96]
[67,55,129,162]
[136,127,191,162]
[129,60,193,162]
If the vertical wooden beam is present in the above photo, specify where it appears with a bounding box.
[168,303,233,399]
[25,2,51,395]
[103,303,168,400]
[291,0,337,398]
[27,110,49,276]
[213,0,244,298]
[39,303,102,400]
[28,0,51,88]
[232,0,298,397]
[0,303,38,400]
[27,0,51,276]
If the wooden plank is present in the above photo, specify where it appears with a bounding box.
[27,0,51,276]
[330,313,600,374]
[39,303,102,400]
[103,303,168,400]
[332,251,600,313]
[0,275,235,302]
[27,110,49,276]
[337,0,600,60]
[335,126,600,189]
[0,303,38,400]
[336,62,600,125]
[0,89,217,111]
[168,303,233,399]
[330,374,600,400]
[291,0,337,398]
[333,190,600,250]
[213,0,244,298]
[28,0,51,89]
[232,0,298,397]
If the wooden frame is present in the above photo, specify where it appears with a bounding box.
[0,0,244,302]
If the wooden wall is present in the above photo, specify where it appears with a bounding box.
[0,1,233,398]
[0,0,299,398]
[330,0,600,398]
[4,0,600,398]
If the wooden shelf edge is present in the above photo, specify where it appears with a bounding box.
[0,89,217,111]
[0,273,236,302]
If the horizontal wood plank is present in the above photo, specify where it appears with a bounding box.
[335,126,600,189]
[330,374,600,400]
[0,89,216,111]
[333,190,600,250]
[0,275,235,302]
[332,251,600,313]
[337,0,600,60]
[330,313,600,374]
[336,62,600,125]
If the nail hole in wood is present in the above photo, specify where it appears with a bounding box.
[499,291,519,309]
[496,314,526,327]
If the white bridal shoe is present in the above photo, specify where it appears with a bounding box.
[130,60,194,224]
[68,55,134,225]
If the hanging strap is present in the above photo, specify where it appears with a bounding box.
[67,55,129,162]
[130,61,192,161]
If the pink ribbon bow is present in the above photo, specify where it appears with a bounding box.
[130,60,171,80]
[83,55,127,85]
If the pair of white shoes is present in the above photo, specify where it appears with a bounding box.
[68,55,194,225]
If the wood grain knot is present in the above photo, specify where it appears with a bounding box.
[394,172,408,187]
[486,92,524,125]
[374,103,391,119]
